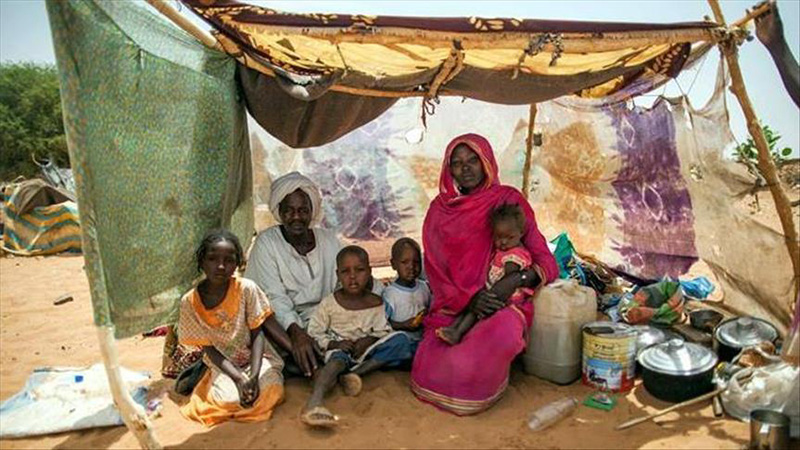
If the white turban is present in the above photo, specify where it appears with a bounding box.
[268,171,323,226]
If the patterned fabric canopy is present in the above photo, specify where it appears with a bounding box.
[182,0,720,147]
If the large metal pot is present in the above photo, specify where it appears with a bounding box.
[633,325,680,374]
[638,339,718,403]
[714,317,778,362]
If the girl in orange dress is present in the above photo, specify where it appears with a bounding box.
[178,230,290,426]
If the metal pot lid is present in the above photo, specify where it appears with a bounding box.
[633,325,667,351]
[638,339,718,376]
[583,321,635,338]
[714,317,778,349]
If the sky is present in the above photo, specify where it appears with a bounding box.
[1,0,799,154]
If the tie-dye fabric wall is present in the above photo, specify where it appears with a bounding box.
[251,64,793,330]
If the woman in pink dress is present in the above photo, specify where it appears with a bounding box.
[410,133,558,416]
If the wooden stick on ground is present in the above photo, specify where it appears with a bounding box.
[616,372,753,431]
[707,0,800,311]
[522,104,538,200]
[616,387,726,431]
[97,326,162,449]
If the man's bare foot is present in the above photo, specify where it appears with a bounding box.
[339,372,362,397]
[300,406,338,428]
[435,327,462,345]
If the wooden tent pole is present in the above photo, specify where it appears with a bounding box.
[707,0,800,303]
[97,326,162,449]
[145,0,222,51]
[522,104,538,200]
[731,2,771,28]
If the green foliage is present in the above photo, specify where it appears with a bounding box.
[734,125,793,174]
[0,62,68,181]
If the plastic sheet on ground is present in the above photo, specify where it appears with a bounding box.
[0,364,149,439]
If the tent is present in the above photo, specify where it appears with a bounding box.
[44,0,797,448]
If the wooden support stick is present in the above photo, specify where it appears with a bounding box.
[97,326,162,449]
[707,0,800,310]
[522,103,538,200]
[145,0,222,51]
[244,24,719,52]
[731,2,771,28]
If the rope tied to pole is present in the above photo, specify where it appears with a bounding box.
[421,40,465,128]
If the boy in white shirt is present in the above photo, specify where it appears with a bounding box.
[382,238,430,341]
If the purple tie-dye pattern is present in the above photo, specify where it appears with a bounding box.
[607,102,698,279]
[304,146,405,241]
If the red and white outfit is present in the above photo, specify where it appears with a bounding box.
[487,246,535,306]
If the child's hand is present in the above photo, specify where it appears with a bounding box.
[410,310,426,328]
[241,376,260,408]
[352,337,378,359]
[235,377,257,408]
[329,340,355,353]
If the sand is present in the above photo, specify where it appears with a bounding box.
[0,255,753,450]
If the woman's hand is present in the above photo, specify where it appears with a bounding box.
[469,289,505,318]
[287,323,319,377]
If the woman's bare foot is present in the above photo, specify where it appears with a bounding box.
[436,326,462,345]
[300,406,338,428]
[339,373,362,397]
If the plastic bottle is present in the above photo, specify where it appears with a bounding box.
[527,397,579,432]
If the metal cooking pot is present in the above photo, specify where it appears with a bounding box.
[714,317,778,362]
[638,339,718,403]
[750,409,790,450]
[689,309,724,332]
[634,325,667,355]
[632,325,679,374]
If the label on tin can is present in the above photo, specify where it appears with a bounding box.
[582,322,637,392]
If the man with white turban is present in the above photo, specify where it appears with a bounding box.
[245,172,339,377]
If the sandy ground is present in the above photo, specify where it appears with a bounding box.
[1,180,797,449]
[0,256,753,450]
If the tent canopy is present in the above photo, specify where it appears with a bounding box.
[182,0,720,147]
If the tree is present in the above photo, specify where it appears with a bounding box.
[0,62,68,181]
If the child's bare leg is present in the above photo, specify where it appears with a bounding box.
[351,358,386,376]
[436,312,478,345]
[301,358,347,427]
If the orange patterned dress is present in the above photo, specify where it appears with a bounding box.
[178,277,285,426]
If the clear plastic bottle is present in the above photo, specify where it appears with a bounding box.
[527,397,579,431]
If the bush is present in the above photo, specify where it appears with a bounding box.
[0,62,68,181]
[733,124,793,176]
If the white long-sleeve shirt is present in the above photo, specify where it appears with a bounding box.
[244,226,341,330]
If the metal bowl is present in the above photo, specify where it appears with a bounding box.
[689,309,723,332]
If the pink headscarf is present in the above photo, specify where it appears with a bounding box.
[422,133,558,327]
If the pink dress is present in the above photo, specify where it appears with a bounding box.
[411,133,558,416]
[487,246,535,306]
